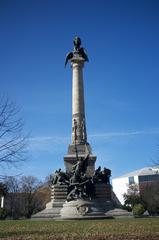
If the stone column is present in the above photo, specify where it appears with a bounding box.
[64,54,96,176]
[71,56,87,145]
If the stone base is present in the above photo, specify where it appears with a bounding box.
[31,185,67,219]
[64,143,96,176]
[60,183,115,219]
[67,143,92,155]
[31,184,130,220]
[105,208,132,217]
[95,183,112,201]
[60,199,113,219]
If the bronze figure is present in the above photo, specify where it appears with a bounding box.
[65,37,89,67]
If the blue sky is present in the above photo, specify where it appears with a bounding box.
[0,0,159,180]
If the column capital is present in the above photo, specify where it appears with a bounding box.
[71,56,85,69]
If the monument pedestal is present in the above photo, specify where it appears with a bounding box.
[60,199,109,219]
[60,183,114,219]
[95,183,112,200]
[64,143,96,176]
[32,183,130,220]
[32,185,67,219]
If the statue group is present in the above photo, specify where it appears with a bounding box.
[51,154,111,202]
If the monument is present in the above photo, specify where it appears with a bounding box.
[64,36,96,177]
[32,37,126,220]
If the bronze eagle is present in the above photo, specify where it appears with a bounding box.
[65,37,89,67]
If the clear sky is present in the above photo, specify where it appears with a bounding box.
[0,0,159,180]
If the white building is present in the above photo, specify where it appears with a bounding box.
[112,166,159,205]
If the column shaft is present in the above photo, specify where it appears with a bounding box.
[71,57,87,144]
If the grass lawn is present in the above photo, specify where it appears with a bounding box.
[0,217,159,240]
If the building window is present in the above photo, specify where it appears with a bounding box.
[139,175,159,183]
[129,176,135,185]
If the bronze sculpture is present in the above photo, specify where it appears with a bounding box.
[65,36,89,67]
[51,157,111,201]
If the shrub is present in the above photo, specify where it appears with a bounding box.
[123,193,141,208]
[0,208,9,220]
[133,203,145,217]
[122,204,132,212]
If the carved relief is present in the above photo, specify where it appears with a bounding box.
[72,118,87,144]
[77,205,90,216]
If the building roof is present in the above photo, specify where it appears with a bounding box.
[115,166,159,179]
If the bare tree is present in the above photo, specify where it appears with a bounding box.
[3,176,21,219]
[3,175,49,219]
[20,176,42,218]
[4,176,19,193]
[0,96,27,172]
[0,182,8,196]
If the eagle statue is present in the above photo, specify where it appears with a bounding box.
[65,37,89,67]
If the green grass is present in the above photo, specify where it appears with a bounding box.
[0,218,159,240]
